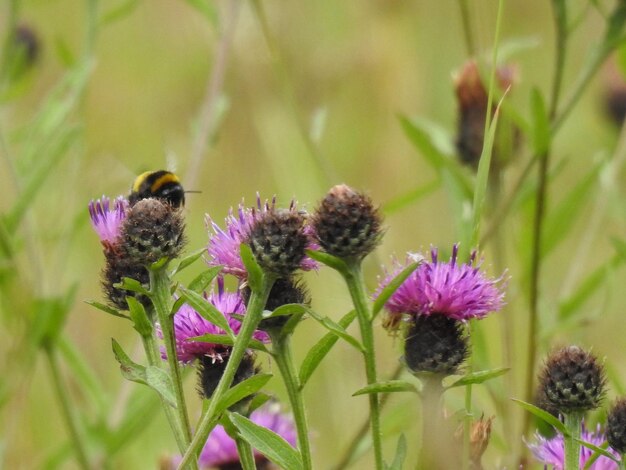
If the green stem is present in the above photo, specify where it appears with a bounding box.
[177,277,273,469]
[149,269,194,462]
[563,412,582,470]
[235,436,257,470]
[619,454,626,470]
[418,377,446,470]
[270,331,313,470]
[44,346,91,470]
[344,263,383,470]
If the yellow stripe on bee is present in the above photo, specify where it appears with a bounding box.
[132,171,153,192]
[151,173,180,193]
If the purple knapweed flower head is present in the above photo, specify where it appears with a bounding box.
[205,194,318,279]
[376,244,506,330]
[158,280,269,363]
[528,424,620,469]
[168,403,296,469]
[88,196,129,249]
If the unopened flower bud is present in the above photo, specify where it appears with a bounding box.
[198,353,258,406]
[607,397,626,454]
[312,184,383,261]
[102,249,150,310]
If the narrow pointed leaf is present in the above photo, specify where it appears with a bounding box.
[240,244,263,293]
[352,380,419,396]
[85,300,130,320]
[126,296,152,337]
[307,309,363,352]
[299,310,357,387]
[306,249,349,274]
[188,265,223,293]
[446,367,509,389]
[531,88,550,155]
[228,412,303,470]
[511,399,568,434]
[215,374,273,415]
[576,438,619,465]
[179,287,234,338]
[190,334,269,353]
[372,260,421,318]
[387,434,407,470]
[116,277,150,296]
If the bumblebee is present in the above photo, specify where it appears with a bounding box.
[129,170,185,208]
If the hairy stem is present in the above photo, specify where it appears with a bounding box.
[270,331,313,470]
[563,412,582,470]
[344,263,383,470]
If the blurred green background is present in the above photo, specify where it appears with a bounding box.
[2,0,626,468]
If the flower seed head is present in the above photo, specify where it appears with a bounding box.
[607,398,626,454]
[120,198,185,266]
[102,249,150,310]
[404,315,469,376]
[247,209,308,277]
[538,346,606,414]
[312,184,383,260]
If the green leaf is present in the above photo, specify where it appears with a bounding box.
[215,374,273,415]
[352,380,419,397]
[398,115,472,197]
[126,297,152,337]
[188,266,223,293]
[577,438,620,466]
[530,88,550,155]
[228,412,303,470]
[372,259,421,318]
[240,244,264,293]
[54,36,75,68]
[387,434,407,470]
[306,309,363,352]
[445,367,510,389]
[511,399,568,435]
[266,303,308,318]
[116,277,150,296]
[248,393,272,413]
[179,288,234,338]
[190,334,269,353]
[305,249,349,273]
[33,290,76,347]
[84,300,131,320]
[170,248,208,277]
[381,179,441,215]
[299,310,357,387]
[111,339,176,407]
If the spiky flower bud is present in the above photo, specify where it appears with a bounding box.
[198,353,258,404]
[102,249,150,310]
[247,209,308,277]
[538,346,606,415]
[404,315,468,376]
[120,198,185,266]
[312,184,383,261]
[607,398,626,454]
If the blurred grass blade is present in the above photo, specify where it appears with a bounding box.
[382,179,440,215]
[387,434,407,470]
[228,411,303,470]
[530,88,550,155]
[101,0,141,26]
[299,309,357,387]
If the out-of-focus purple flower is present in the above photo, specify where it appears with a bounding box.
[169,404,296,469]
[205,195,318,279]
[528,425,620,469]
[159,282,269,363]
[88,196,129,248]
[376,244,505,326]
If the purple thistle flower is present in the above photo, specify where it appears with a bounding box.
[528,425,620,469]
[158,282,269,363]
[169,404,296,469]
[88,196,128,248]
[376,244,505,325]
[205,194,318,278]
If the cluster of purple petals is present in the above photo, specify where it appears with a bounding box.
[206,194,318,278]
[377,244,505,322]
[88,196,128,246]
[159,287,269,363]
[528,425,620,469]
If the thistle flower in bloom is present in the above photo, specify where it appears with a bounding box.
[528,425,619,469]
[377,244,506,329]
[170,404,297,469]
[88,196,128,249]
[158,283,269,363]
[206,195,318,278]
